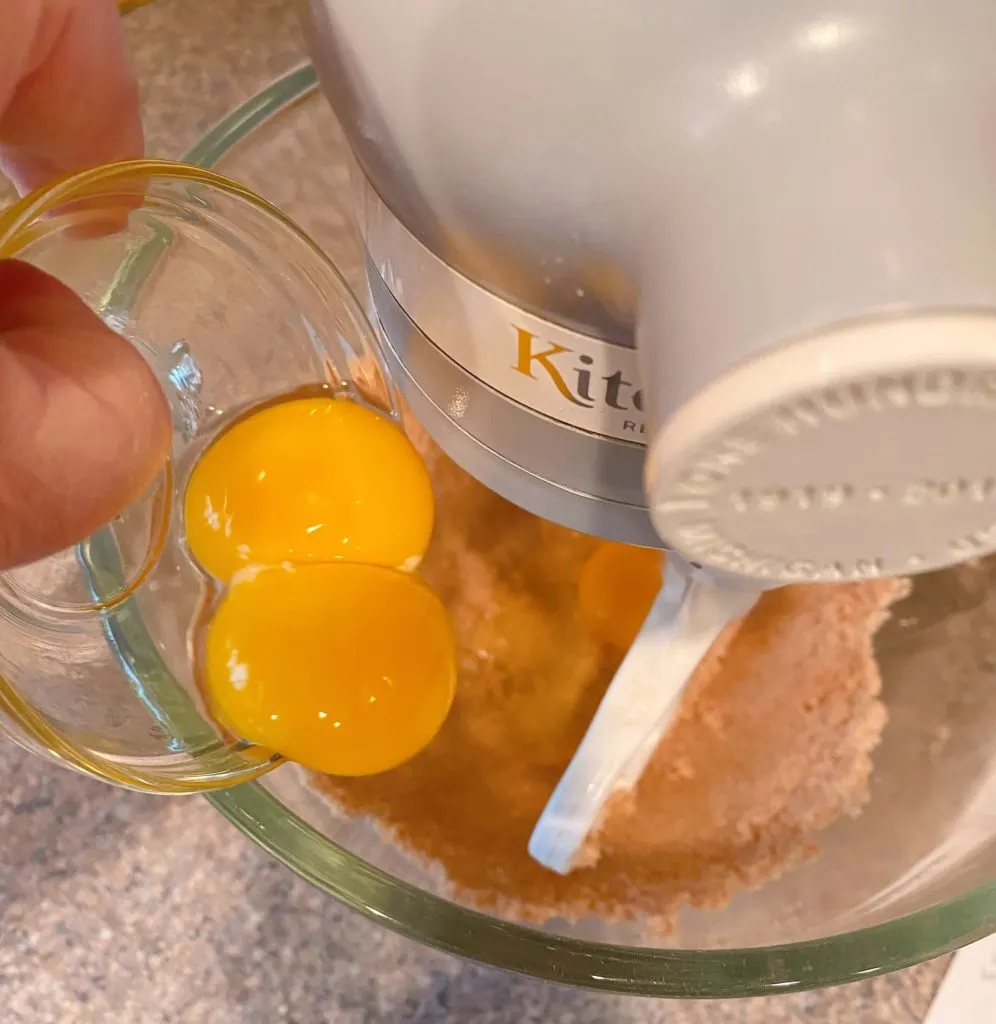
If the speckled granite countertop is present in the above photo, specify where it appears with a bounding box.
[0,1,954,1020]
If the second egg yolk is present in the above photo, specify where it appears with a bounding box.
[578,541,666,650]
[203,562,456,776]
[184,395,434,582]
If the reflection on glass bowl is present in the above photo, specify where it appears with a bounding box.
[187,67,996,996]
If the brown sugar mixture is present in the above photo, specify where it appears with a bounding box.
[310,427,907,931]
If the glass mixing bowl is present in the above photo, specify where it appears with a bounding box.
[178,68,995,995]
[0,156,397,792]
[4,63,996,997]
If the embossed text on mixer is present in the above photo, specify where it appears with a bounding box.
[669,520,885,581]
[770,370,996,435]
[725,478,996,513]
[949,523,996,557]
[729,485,855,513]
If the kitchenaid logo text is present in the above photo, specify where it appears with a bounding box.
[362,185,647,445]
[510,327,646,439]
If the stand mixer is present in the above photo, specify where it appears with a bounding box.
[304,0,996,587]
[5,0,996,996]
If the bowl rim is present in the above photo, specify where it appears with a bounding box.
[198,63,996,997]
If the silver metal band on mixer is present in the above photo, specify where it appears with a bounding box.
[357,175,660,548]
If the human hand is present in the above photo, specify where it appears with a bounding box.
[0,0,170,570]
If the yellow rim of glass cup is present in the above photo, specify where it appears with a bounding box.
[0,159,302,792]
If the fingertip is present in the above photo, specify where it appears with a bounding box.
[0,261,171,569]
[0,0,144,194]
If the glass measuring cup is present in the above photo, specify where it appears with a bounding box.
[0,159,399,792]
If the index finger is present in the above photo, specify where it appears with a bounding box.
[0,0,143,194]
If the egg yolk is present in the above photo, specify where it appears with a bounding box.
[184,395,434,582]
[203,562,456,776]
[578,541,665,650]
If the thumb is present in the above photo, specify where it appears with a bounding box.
[0,259,171,569]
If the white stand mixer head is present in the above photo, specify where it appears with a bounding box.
[647,314,996,586]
